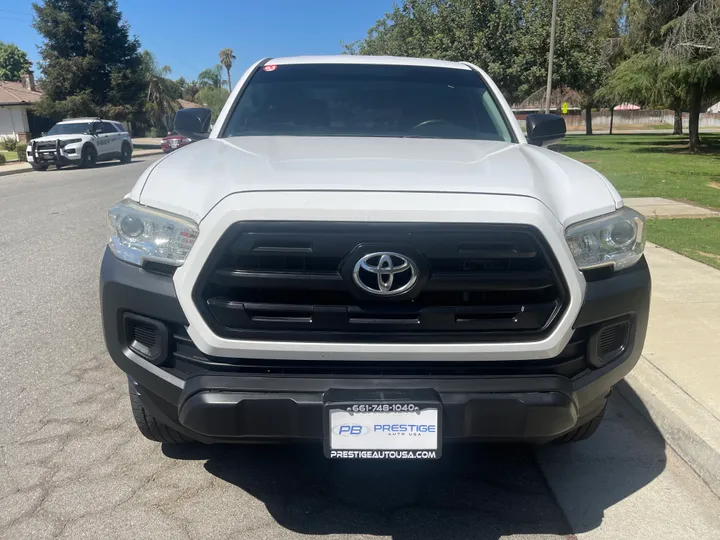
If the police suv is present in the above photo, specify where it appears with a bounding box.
[101,56,650,459]
[27,117,133,171]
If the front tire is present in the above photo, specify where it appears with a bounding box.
[129,385,193,444]
[31,164,48,171]
[555,401,607,443]
[80,144,97,168]
[120,142,132,164]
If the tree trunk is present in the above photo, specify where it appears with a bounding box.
[227,68,232,91]
[609,107,614,135]
[673,109,683,135]
[688,84,702,153]
[585,106,593,136]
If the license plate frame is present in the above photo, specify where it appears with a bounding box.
[323,389,442,459]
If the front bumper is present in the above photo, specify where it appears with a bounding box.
[28,141,82,165]
[101,247,651,443]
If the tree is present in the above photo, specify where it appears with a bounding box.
[0,42,32,81]
[219,48,236,90]
[662,0,720,153]
[181,80,200,102]
[195,86,229,122]
[32,0,144,119]
[198,65,224,89]
[140,51,178,132]
[614,0,697,135]
[345,0,611,118]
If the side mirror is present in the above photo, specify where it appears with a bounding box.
[174,108,212,140]
[526,114,566,147]
[41,131,47,137]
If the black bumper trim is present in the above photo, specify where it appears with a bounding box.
[178,388,577,441]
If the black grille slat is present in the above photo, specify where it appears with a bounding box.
[425,270,554,291]
[132,323,157,347]
[210,268,345,290]
[193,223,568,343]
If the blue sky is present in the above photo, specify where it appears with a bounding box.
[1,0,395,81]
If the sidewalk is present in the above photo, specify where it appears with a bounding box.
[0,147,163,177]
[620,242,720,496]
[626,197,720,219]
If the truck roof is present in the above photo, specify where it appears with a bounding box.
[268,55,471,71]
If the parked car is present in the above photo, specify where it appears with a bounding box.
[101,56,650,459]
[162,109,212,153]
[161,133,193,153]
[27,117,132,171]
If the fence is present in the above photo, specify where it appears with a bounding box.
[559,110,720,129]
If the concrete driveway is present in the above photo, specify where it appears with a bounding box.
[1,158,719,539]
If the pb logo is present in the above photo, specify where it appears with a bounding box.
[334,424,369,436]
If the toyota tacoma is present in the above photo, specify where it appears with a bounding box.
[101,56,650,459]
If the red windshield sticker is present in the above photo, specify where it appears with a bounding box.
[263,64,277,72]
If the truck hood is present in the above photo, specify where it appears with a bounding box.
[136,136,621,225]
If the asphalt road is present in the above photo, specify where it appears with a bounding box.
[1,157,720,539]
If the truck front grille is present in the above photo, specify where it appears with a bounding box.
[192,222,569,343]
[34,141,57,150]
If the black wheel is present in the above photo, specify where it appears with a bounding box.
[555,401,607,443]
[31,164,48,171]
[120,142,132,163]
[129,385,193,444]
[80,144,97,168]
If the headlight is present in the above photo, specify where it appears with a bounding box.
[60,138,82,147]
[108,199,198,266]
[565,207,646,271]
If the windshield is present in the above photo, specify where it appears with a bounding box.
[222,64,514,142]
[47,122,92,135]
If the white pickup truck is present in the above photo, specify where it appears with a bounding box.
[101,56,650,459]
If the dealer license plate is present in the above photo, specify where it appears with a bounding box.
[325,402,441,459]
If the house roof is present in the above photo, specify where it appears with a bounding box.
[177,99,202,109]
[0,81,43,106]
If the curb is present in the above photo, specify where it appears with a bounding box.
[0,149,163,178]
[619,356,720,497]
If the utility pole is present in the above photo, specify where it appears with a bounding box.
[544,0,559,114]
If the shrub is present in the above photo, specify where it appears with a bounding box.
[1,137,18,151]
[0,153,6,165]
[17,143,28,162]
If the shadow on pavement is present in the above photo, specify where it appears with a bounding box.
[163,385,666,540]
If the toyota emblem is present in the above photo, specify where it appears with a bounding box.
[352,252,418,296]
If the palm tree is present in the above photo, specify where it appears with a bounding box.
[141,51,179,133]
[219,48,236,90]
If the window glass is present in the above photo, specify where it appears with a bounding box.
[222,64,513,142]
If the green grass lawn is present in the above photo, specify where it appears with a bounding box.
[553,133,720,210]
[646,218,720,270]
[554,133,720,269]
[0,150,19,162]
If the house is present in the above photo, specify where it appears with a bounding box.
[177,99,203,110]
[708,101,720,114]
[614,103,641,111]
[0,72,43,142]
